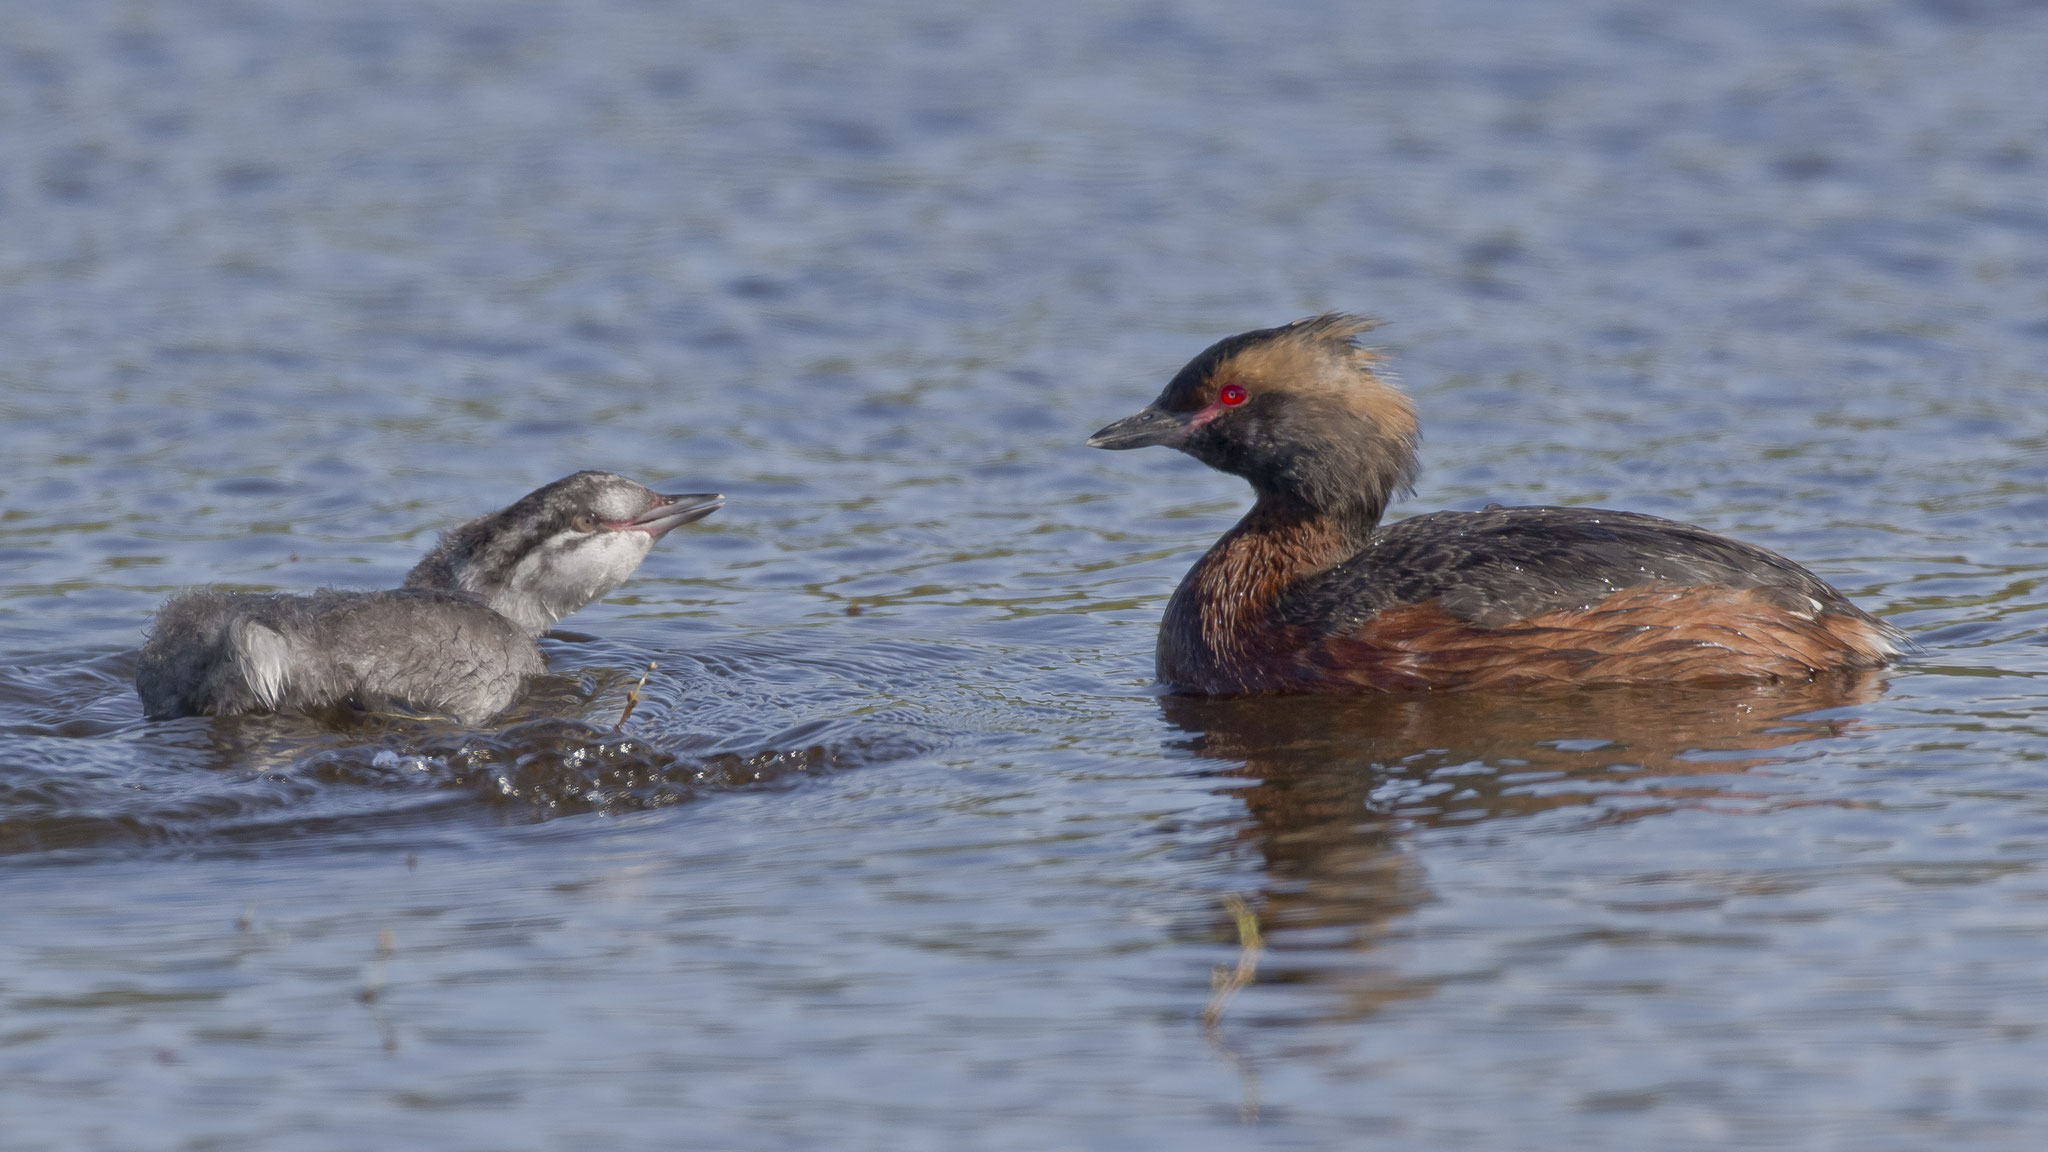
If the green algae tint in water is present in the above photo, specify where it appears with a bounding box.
[4,0,2048,1148]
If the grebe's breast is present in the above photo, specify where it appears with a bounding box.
[1268,506,1909,693]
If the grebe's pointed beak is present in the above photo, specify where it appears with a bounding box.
[1087,405,1192,451]
[629,493,724,539]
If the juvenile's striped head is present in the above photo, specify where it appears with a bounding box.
[405,471,722,636]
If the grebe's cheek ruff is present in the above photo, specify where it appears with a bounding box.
[1089,314,1908,694]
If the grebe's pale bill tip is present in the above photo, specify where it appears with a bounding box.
[628,492,724,538]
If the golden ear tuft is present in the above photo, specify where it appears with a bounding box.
[1219,313,1394,389]
[1280,313,1383,349]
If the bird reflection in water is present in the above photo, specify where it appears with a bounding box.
[1163,672,1887,1025]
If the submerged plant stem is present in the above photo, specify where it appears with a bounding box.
[616,661,658,730]
[1203,894,1263,1032]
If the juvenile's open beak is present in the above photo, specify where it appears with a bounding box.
[629,493,724,539]
[1087,406,1193,451]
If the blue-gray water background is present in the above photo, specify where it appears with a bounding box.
[5,0,2048,1147]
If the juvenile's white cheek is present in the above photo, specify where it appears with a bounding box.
[562,532,657,604]
[500,531,657,633]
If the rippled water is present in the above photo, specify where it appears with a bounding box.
[5,0,2048,1146]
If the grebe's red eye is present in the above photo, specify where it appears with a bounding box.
[1219,383,1248,407]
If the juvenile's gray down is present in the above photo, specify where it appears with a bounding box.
[136,588,543,725]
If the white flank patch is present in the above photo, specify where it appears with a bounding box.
[234,621,295,708]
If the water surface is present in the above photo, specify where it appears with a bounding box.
[5,0,2048,1147]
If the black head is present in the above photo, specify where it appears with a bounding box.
[1088,315,1419,522]
[404,471,723,636]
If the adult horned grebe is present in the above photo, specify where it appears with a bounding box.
[136,471,722,724]
[1088,315,1908,695]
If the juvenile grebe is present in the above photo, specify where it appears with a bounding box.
[1088,315,1908,694]
[136,471,722,724]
